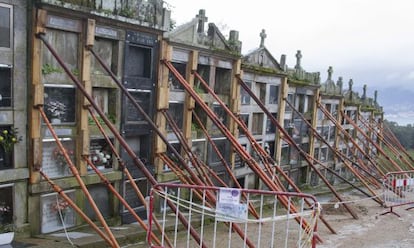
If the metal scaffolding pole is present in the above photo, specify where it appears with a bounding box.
[38,34,207,248]
[164,60,325,240]
[37,107,120,248]
[284,99,383,205]
[357,114,414,170]
[235,74,358,220]
[342,112,406,172]
[316,99,385,177]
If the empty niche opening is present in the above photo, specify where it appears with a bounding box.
[125,45,151,78]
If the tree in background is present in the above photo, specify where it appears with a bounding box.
[385,120,414,149]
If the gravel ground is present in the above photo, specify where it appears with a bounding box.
[318,190,414,248]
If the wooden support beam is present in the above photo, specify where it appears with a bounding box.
[78,19,95,175]
[275,76,288,164]
[183,50,198,144]
[228,58,241,171]
[29,9,48,183]
[154,40,171,176]
[307,88,320,171]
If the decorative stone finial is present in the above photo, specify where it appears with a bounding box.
[229,30,241,53]
[374,90,378,103]
[327,66,333,81]
[260,29,267,48]
[337,77,343,93]
[295,50,302,69]
[280,54,286,71]
[229,30,239,41]
[196,9,208,33]
[349,79,353,100]
[362,84,367,99]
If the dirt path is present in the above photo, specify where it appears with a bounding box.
[317,190,414,248]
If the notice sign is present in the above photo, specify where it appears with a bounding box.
[216,188,248,222]
[218,188,241,204]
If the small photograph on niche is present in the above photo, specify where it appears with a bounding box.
[44,86,76,124]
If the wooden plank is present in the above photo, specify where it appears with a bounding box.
[275,76,289,164]
[228,59,241,169]
[35,9,47,34]
[229,59,241,135]
[154,40,170,175]
[182,50,198,144]
[86,19,96,47]
[78,19,95,175]
[186,50,197,110]
[30,8,47,183]
[307,87,320,171]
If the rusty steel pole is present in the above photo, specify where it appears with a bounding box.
[37,34,207,248]
[40,171,114,246]
[38,108,120,248]
[316,100,385,177]
[165,61,325,241]
[235,75,358,220]
[284,99,383,205]
[358,114,414,170]
[342,112,407,172]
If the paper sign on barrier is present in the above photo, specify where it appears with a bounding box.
[218,187,241,204]
[216,188,248,222]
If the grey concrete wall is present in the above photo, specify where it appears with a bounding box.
[0,0,29,233]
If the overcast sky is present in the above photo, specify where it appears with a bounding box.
[166,0,414,124]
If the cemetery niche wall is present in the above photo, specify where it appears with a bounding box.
[29,0,167,233]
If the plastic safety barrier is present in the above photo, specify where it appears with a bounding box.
[382,170,414,217]
[147,183,321,248]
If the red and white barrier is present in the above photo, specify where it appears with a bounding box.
[382,171,414,217]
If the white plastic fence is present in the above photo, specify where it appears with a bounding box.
[382,170,414,217]
[147,183,320,248]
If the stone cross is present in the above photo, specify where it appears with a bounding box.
[327,66,333,81]
[196,9,208,33]
[295,50,302,69]
[260,29,267,48]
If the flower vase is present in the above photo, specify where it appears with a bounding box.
[4,153,11,166]
[0,152,12,169]
[51,118,61,124]
[0,232,14,245]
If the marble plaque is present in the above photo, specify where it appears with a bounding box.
[46,15,81,32]
[42,140,75,178]
[40,190,76,233]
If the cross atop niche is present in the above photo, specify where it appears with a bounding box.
[295,50,302,69]
[260,29,267,48]
[327,66,333,81]
[196,9,208,33]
